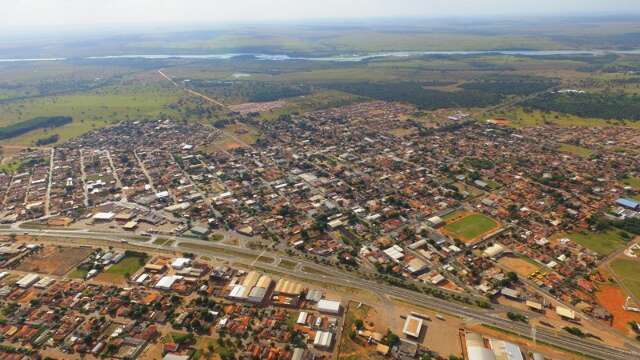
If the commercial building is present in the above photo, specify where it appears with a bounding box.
[317,299,341,314]
[16,273,40,288]
[402,315,424,339]
[313,331,333,349]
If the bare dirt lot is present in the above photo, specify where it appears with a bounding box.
[228,100,286,114]
[596,284,640,335]
[498,256,541,277]
[387,298,464,358]
[16,245,93,276]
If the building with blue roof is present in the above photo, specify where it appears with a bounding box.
[616,198,640,210]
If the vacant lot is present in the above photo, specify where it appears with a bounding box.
[95,252,148,284]
[228,100,286,114]
[623,176,640,190]
[559,143,593,158]
[559,229,630,256]
[498,256,541,277]
[16,246,93,276]
[443,212,500,244]
[610,258,640,300]
[338,302,386,360]
[595,284,640,334]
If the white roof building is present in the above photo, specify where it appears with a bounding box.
[297,312,308,325]
[136,273,150,284]
[16,273,40,288]
[92,212,115,221]
[248,286,267,303]
[171,257,192,270]
[490,339,525,360]
[556,306,576,320]
[156,191,170,199]
[467,347,497,360]
[155,275,183,290]
[228,284,247,299]
[427,216,444,227]
[34,277,55,289]
[383,245,404,262]
[313,331,333,348]
[483,243,505,258]
[402,315,423,338]
[317,299,341,314]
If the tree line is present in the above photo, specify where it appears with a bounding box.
[326,81,503,110]
[522,92,640,121]
[0,116,72,140]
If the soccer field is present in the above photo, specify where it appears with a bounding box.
[444,213,500,243]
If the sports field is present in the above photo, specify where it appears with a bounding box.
[443,212,500,243]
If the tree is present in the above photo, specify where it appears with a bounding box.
[384,330,400,346]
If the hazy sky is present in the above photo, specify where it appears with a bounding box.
[2,0,640,32]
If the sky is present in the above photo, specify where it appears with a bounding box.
[2,0,640,33]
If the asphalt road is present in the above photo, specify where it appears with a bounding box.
[2,226,639,360]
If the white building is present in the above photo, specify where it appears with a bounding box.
[317,299,341,314]
[171,257,192,270]
[155,275,183,290]
[16,273,40,288]
[297,312,308,325]
[402,315,424,338]
[314,331,333,349]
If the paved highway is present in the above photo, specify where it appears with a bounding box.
[2,226,638,360]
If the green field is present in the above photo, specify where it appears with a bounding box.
[610,258,640,300]
[258,90,364,121]
[68,267,89,279]
[559,143,594,158]
[444,213,500,242]
[106,253,148,277]
[623,177,640,190]
[0,83,181,146]
[560,229,630,256]
[493,108,640,129]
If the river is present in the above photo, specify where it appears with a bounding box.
[2,49,640,63]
